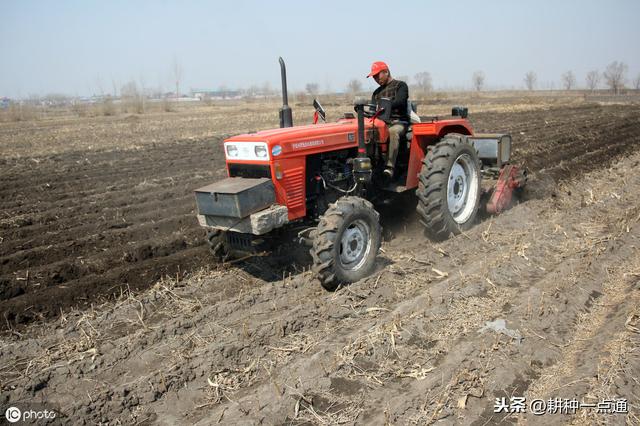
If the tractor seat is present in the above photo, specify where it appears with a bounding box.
[408,100,420,123]
[405,100,419,146]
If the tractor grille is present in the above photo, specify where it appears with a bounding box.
[228,164,271,179]
[283,167,305,210]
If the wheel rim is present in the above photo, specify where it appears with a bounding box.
[447,153,478,224]
[339,219,372,271]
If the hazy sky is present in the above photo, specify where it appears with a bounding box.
[1,0,639,97]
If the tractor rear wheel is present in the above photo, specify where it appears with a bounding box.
[416,134,482,240]
[311,197,382,290]
[207,229,230,262]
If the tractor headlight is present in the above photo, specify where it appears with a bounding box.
[254,145,268,158]
[223,141,270,161]
[226,144,239,158]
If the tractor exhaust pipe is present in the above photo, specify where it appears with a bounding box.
[352,101,372,187]
[354,102,367,158]
[278,57,293,128]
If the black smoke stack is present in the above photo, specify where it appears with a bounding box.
[278,57,293,128]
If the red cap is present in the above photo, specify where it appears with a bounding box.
[367,61,389,78]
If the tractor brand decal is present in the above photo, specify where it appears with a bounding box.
[292,139,324,150]
[271,145,282,156]
[348,133,355,142]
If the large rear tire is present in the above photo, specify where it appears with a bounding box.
[416,134,482,240]
[311,197,382,291]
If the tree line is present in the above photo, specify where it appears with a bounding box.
[522,61,635,94]
[317,60,639,95]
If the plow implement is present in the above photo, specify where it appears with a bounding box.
[486,165,528,214]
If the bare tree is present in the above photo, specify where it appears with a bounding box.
[121,81,138,98]
[172,56,182,98]
[472,71,485,91]
[305,83,319,96]
[111,77,118,98]
[633,73,640,90]
[524,71,537,91]
[414,71,433,93]
[261,81,272,99]
[245,85,259,99]
[561,70,576,90]
[347,79,362,95]
[138,75,147,112]
[585,70,600,92]
[121,80,144,114]
[603,61,627,95]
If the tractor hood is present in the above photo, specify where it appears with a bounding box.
[224,119,388,159]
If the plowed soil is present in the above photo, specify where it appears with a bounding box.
[1,102,639,424]
[0,141,222,326]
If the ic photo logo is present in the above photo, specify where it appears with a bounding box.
[4,406,58,423]
[5,406,21,423]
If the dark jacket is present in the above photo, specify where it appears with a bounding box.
[371,79,409,122]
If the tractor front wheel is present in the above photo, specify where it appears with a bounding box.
[311,197,382,290]
[416,134,482,240]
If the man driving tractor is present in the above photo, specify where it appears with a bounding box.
[367,61,409,179]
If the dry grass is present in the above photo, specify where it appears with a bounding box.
[405,366,487,424]
[4,103,39,122]
[101,96,116,116]
[206,361,258,404]
[291,390,363,425]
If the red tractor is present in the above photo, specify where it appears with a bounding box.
[195,58,525,289]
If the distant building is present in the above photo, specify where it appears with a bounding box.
[191,89,242,100]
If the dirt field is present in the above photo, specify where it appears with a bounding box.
[1,98,639,424]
